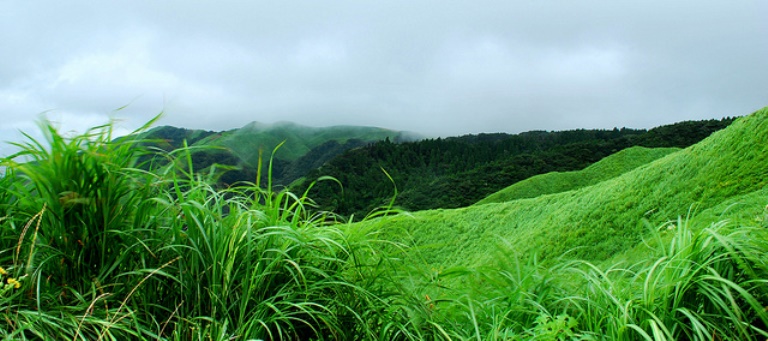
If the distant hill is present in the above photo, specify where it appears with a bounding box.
[361,107,768,270]
[297,117,736,217]
[476,146,679,205]
[198,121,418,164]
[137,121,421,186]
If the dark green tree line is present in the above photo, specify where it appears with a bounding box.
[296,118,736,217]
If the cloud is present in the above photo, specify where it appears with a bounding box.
[0,0,766,149]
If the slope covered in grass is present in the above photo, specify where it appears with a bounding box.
[0,118,416,340]
[477,146,679,205]
[301,118,734,216]
[204,121,414,164]
[2,112,766,340]
[368,107,768,268]
[138,121,418,187]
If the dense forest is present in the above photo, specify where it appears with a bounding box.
[296,118,737,217]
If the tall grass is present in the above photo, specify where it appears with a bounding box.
[0,116,766,340]
[573,218,768,340]
[379,216,768,340]
[144,169,375,339]
[0,118,166,339]
[462,217,768,340]
[0,118,399,340]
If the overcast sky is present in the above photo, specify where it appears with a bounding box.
[1,1,766,155]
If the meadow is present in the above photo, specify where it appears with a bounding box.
[476,146,679,205]
[0,108,767,340]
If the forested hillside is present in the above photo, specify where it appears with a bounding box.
[342,108,768,340]
[136,121,417,186]
[298,117,735,217]
[363,108,767,268]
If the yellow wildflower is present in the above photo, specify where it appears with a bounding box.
[7,278,20,289]
[0,266,6,276]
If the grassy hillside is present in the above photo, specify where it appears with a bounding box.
[477,146,679,205]
[139,121,418,187]
[204,121,413,164]
[366,107,768,269]
[139,125,217,150]
[301,118,734,216]
[1,110,766,340]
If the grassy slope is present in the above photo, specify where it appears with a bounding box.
[476,146,679,205]
[366,107,768,270]
[201,122,407,165]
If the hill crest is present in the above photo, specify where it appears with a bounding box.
[364,107,768,269]
[476,146,680,205]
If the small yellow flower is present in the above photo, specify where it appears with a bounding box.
[0,266,6,276]
[7,278,20,289]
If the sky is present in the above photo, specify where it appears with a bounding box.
[1,1,766,155]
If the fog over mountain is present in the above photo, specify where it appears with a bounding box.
[1,1,766,156]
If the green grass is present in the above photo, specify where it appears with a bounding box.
[0,107,766,340]
[201,121,408,164]
[367,108,768,269]
[351,107,768,339]
[0,117,402,340]
[476,146,679,205]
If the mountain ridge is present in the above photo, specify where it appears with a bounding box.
[298,117,736,216]
[360,107,767,270]
[137,120,422,186]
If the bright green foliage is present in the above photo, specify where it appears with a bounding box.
[477,146,678,205]
[0,118,167,338]
[368,108,768,268]
[299,118,734,216]
[3,118,161,295]
[0,118,395,340]
[212,121,409,163]
[552,220,764,340]
[560,219,768,340]
[347,107,768,339]
[0,108,765,340]
[135,121,414,188]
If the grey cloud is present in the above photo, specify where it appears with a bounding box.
[0,0,766,147]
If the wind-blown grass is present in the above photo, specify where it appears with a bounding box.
[564,218,768,340]
[369,108,768,269]
[348,107,768,339]
[377,217,768,340]
[0,107,766,339]
[0,117,401,340]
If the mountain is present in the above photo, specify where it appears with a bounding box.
[476,146,679,205]
[199,121,419,164]
[138,121,421,186]
[360,107,768,270]
[297,117,736,217]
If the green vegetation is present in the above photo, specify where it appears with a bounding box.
[298,118,734,217]
[0,118,404,339]
[368,109,766,268]
[0,108,765,340]
[137,121,418,188]
[354,107,768,339]
[477,146,678,205]
[211,121,412,163]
